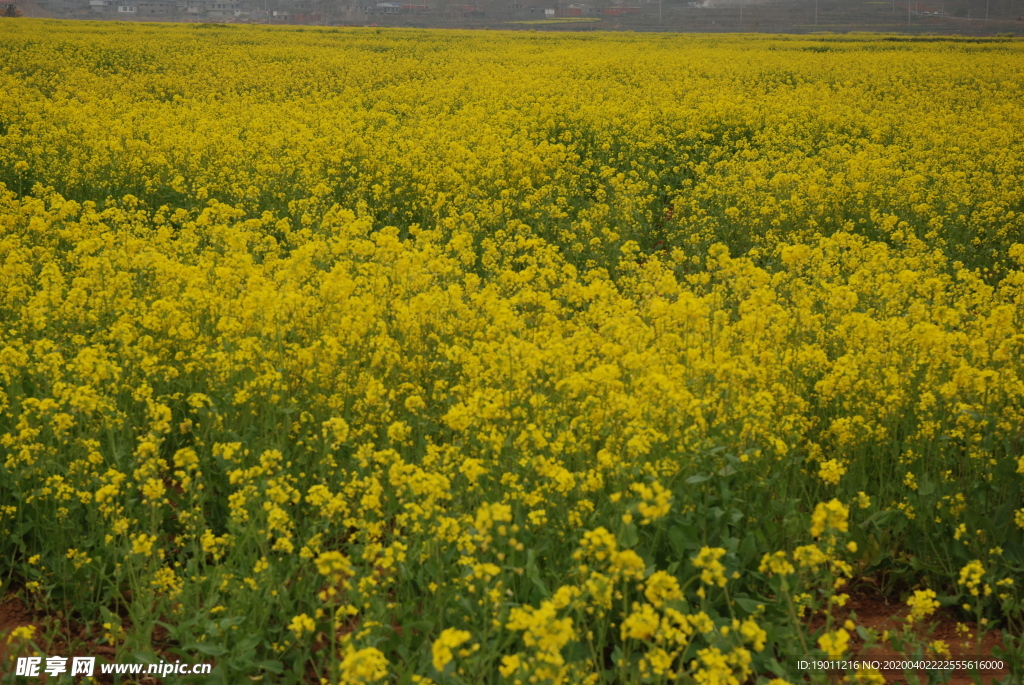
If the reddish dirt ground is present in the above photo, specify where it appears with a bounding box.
[834,584,1014,685]
[1,591,157,684]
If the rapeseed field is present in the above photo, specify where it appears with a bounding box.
[0,20,1022,685]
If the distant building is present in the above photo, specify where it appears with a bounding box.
[207,0,237,17]
[117,2,137,12]
[41,0,89,14]
[137,0,174,14]
[178,0,205,15]
[566,3,594,14]
[90,0,111,11]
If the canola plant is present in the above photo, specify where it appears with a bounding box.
[0,20,1022,685]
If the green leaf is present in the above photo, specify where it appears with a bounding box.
[257,660,284,674]
[526,549,549,598]
[739,534,757,565]
[618,522,639,549]
[732,596,763,615]
[183,643,228,657]
[218,615,246,630]
[669,525,698,556]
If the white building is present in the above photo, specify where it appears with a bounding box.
[178,0,205,14]
[137,0,174,14]
[207,0,238,16]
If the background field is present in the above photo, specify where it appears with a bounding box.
[11,0,1024,36]
[0,23,1023,685]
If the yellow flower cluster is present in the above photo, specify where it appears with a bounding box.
[818,628,850,660]
[810,499,850,539]
[431,628,472,672]
[905,589,940,624]
[693,547,729,588]
[958,560,986,597]
[0,21,1021,684]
